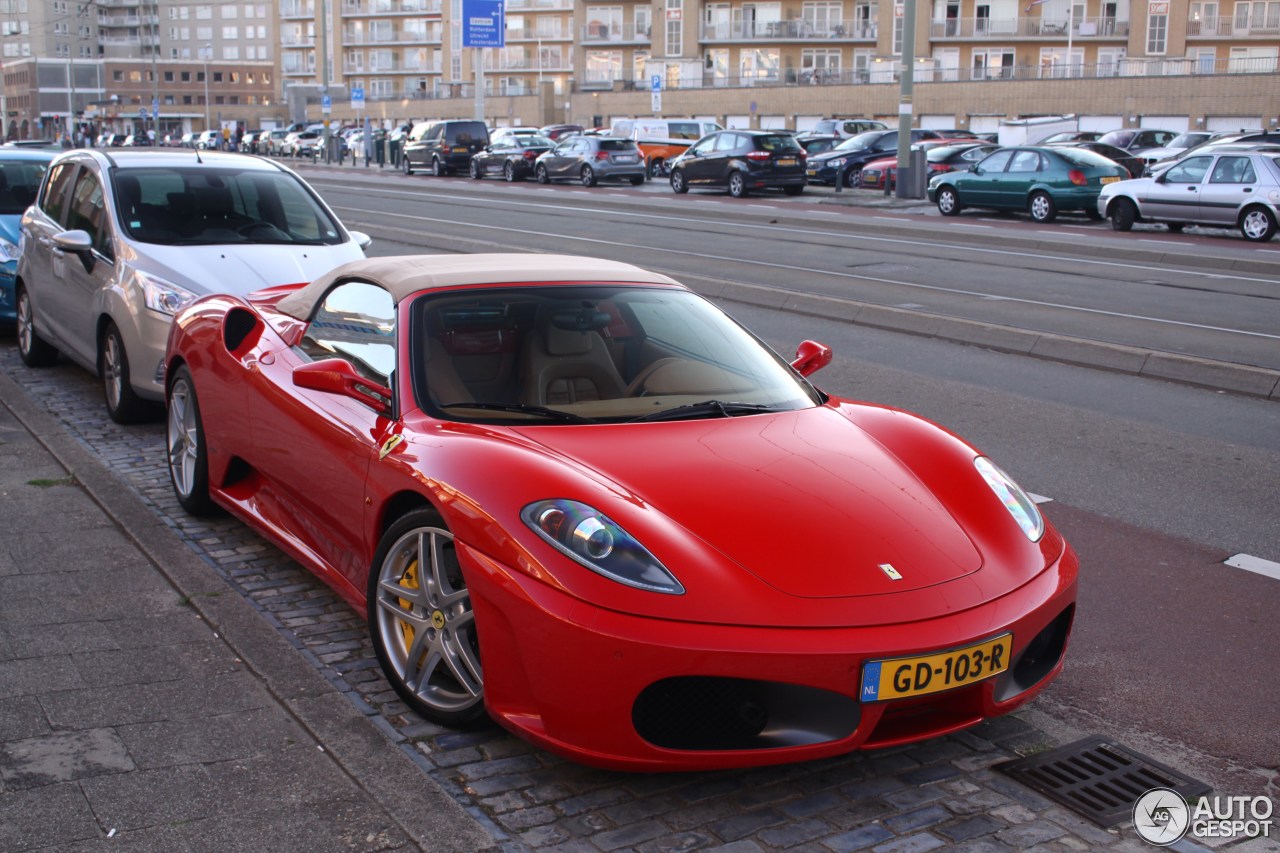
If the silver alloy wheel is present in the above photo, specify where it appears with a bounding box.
[937,187,958,215]
[374,525,483,716]
[167,376,199,499]
[102,330,125,412]
[504,162,515,182]
[1030,192,1055,222]
[729,172,746,197]
[16,289,34,355]
[1241,208,1276,242]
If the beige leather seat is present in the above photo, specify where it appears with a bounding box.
[522,307,625,405]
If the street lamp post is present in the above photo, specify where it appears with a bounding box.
[202,43,212,131]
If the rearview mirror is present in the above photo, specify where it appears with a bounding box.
[54,229,96,273]
[790,340,833,377]
[293,358,391,416]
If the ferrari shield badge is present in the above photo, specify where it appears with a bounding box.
[379,434,404,461]
[879,563,903,581]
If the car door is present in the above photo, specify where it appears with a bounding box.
[1141,155,1212,221]
[249,279,398,589]
[962,148,1015,206]
[680,134,720,184]
[1000,149,1045,210]
[1199,155,1257,226]
[548,139,580,179]
[19,161,79,347]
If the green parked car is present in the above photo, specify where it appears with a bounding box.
[927,146,1128,223]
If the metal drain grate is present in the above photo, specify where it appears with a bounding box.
[995,735,1211,827]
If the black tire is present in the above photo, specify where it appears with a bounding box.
[670,169,688,194]
[368,508,486,728]
[580,165,597,187]
[403,154,414,175]
[166,365,216,516]
[504,162,518,182]
[469,160,482,179]
[936,186,961,216]
[432,156,446,177]
[844,168,860,189]
[1109,198,1136,232]
[16,286,58,368]
[100,321,150,424]
[1029,191,1057,223]
[629,175,644,186]
[783,185,804,196]
[728,171,748,198]
[1239,206,1277,242]
[648,158,664,179]
[1166,222,1185,233]
[535,164,550,184]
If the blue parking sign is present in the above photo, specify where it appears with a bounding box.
[651,75,662,92]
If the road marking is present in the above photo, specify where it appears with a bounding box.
[1224,554,1280,581]
[339,205,1280,343]
[874,216,907,222]
[1029,493,1054,504]
[949,223,993,229]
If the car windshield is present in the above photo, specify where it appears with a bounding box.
[0,160,49,215]
[518,136,554,147]
[758,135,803,152]
[112,166,346,246]
[1167,132,1210,148]
[1050,148,1119,169]
[599,139,637,151]
[415,285,822,425]
[834,132,881,152]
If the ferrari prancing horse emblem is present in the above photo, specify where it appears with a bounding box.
[379,434,404,460]
[879,563,903,581]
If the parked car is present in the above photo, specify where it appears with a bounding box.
[928,145,1127,222]
[859,141,996,191]
[1144,131,1280,174]
[262,129,291,156]
[806,129,943,187]
[539,123,584,141]
[534,136,647,186]
[1038,131,1103,144]
[609,118,724,178]
[0,149,55,325]
[470,135,555,181]
[795,134,843,156]
[806,118,889,138]
[402,119,489,176]
[1135,130,1222,169]
[239,130,264,153]
[1096,128,1178,156]
[490,127,541,141]
[1098,147,1280,242]
[15,149,370,422]
[931,129,983,140]
[194,129,220,150]
[669,129,807,197]
[1043,141,1144,179]
[281,130,321,157]
[122,134,153,147]
[162,251,1077,771]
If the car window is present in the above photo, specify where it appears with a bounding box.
[1008,151,1042,172]
[67,170,111,258]
[1165,156,1212,184]
[1209,156,1256,184]
[599,139,635,151]
[689,136,717,156]
[298,280,396,390]
[39,161,78,226]
[714,133,739,153]
[977,150,1015,172]
[0,160,48,215]
[669,122,703,140]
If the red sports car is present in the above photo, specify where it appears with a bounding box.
[164,254,1077,771]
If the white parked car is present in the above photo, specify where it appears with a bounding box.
[16,149,371,422]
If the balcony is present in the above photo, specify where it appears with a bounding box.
[280,1,316,18]
[580,22,651,43]
[281,33,316,46]
[342,30,442,45]
[341,0,441,15]
[928,15,1129,38]
[1186,14,1280,36]
[700,20,875,41]
[508,25,572,41]
[504,0,573,10]
[97,14,141,26]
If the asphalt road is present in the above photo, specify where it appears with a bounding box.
[340,176,1280,797]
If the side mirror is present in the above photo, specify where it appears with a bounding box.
[54,229,96,273]
[790,340,833,377]
[349,230,373,250]
[969,165,981,173]
[293,358,391,416]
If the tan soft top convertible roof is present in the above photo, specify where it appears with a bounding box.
[275,254,683,320]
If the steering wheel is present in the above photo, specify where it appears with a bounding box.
[236,221,291,240]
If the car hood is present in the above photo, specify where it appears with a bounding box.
[811,147,872,164]
[521,406,983,599]
[133,241,364,298]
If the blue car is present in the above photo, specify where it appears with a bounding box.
[0,148,56,324]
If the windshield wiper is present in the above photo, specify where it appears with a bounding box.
[629,400,783,423]
[437,401,597,423]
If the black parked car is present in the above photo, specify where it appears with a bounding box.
[1044,141,1144,179]
[805,129,943,187]
[668,130,807,198]
[402,119,489,176]
[533,137,647,186]
[470,135,555,181]
[795,134,843,156]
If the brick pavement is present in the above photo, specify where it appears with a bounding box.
[0,340,1258,852]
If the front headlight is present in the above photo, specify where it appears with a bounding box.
[521,499,685,595]
[0,237,19,262]
[828,158,846,168]
[137,270,197,316]
[975,457,1044,542]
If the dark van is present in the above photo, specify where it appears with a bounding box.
[402,120,489,176]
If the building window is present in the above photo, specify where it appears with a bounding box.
[801,47,841,83]
[1146,3,1168,54]
[585,49,623,83]
[802,1,843,35]
[972,47,1015,78]
[665,0,682,56]
[739,47,780,83]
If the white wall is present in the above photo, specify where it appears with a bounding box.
[1141,115,1189,131]
[760,114,787,129]
[1206,116,1263,131]
[795,115,823,132]
[1079,115,1123,132]
[725,114,751,128]
[920,114,959,129]
[969,116,1002,134]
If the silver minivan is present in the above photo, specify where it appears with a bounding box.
[16,148,370,422]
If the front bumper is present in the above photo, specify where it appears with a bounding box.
[0,265,15,323]
[461,541,1078,771]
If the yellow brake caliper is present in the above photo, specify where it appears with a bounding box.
[397,559,420,652]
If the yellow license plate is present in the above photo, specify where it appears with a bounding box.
[860,634,1012,702]
[777,158,797,166]
[806,169,818,176]
[1101,176,1121,184]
